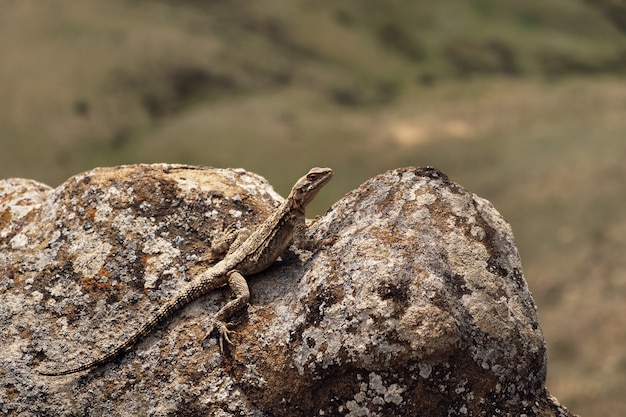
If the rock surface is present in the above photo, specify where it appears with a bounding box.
[0,164,575,416]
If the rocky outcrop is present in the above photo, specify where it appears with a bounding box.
[0,164,575,416]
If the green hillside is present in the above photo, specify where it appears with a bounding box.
[2,0,626,186]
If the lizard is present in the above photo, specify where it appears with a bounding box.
[37,167,333,376]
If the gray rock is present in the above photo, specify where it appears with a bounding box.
[0,164,576,416]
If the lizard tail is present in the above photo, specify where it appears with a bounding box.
[37,301,172,376]
[37,271,225,376]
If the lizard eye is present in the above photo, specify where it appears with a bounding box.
[307,173,319,181]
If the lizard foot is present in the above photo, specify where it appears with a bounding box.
[203,320,235,352]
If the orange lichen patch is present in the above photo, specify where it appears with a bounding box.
[80,276,112,292]
[0,209,12,230]
[61,303,79,320]
[254,306,278,325]
[7,267,23,286]
[0,194,11,205]
[368,224,401,246]
[101,379,121,399]
[19,326,31,340]
[4,385,19,401]
[98,267,110,278]
[84,206,97,220]
[133,195,147,204]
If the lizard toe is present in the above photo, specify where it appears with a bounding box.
[215,320,235,352]
[203,320,234,352]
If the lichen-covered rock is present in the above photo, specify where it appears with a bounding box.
[0,164,576,416]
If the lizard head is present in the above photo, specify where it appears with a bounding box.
[289,167,334,211]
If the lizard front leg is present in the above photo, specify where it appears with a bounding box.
[293,216,336,252]
[204,270,250,351]
[200,226,252,263]
[212,226,252,255]
[292,215,318,251]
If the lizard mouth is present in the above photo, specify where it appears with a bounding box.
[302,168,333,207]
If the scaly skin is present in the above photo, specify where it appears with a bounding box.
[37,167,333,376]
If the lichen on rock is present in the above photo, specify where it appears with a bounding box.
[0,164,576,416]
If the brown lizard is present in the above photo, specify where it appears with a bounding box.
[37,167,333,376]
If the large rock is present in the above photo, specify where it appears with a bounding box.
[0,164,575,416]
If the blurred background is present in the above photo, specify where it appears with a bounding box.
[1,1,625,414]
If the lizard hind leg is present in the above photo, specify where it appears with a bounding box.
[203,270,250,351]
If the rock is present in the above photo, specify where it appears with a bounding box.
[0,164,576,416]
